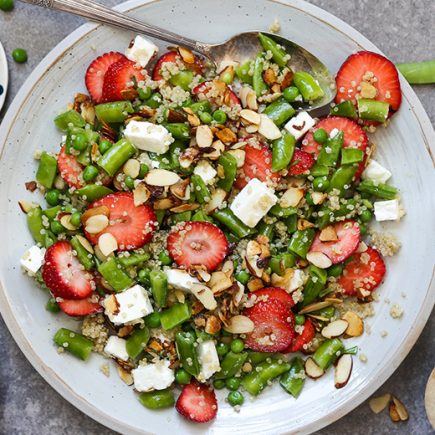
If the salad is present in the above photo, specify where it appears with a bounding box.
[19,32,404,422]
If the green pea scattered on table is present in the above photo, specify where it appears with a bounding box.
[12,48,28,63]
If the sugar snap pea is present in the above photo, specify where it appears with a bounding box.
[217,152,237,192]
[27,206,45,245]
[138,389,175,409]
[175,331,201,376]
[213,208,256,239]
[160,303,191,330]
[293,71,324,102]
[150,270,168,308]
[98,139,136,177]
[357,98,389,123]
[263,98,295,127]
[126,326,150,359]
[53,328,93,361]
[36,152,58,189]
[70,235,95,270]
[258,33,289,67]
[95,101,134,123]
[75,185,113,202]
[280,357,305,398]
[272,133,296,172]
[54,110,85,131]
[97,258,133,292]
[214,351,248,380]
[253,55,268,97]
[312,338,344,370]
[288,229,315,258]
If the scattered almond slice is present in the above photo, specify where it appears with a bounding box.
[204,188,227,214]
[311,191,327,205]
[224,315,255,334]
[170,203,200,213]
[60,214,79,231]
[190,283,217,310]
[178,46,195,64]
[145,169,180,186]
[247,278,264,292]
[227,149,246,168]
[240,109,261,126]
[215,127,238,144]
[123,159,140,178]
[75,234,94,254]
[320,225,338,242]
[299,300,332,314]
[369,393,392,414]
[98,233,118,256]
[133,182,151,206]
[221,260,234,277]
[84,214,109,234]
[153,198,175,210]
[81,205,110,225]
[18,200,38,214]
[334,354,353,388]
[280,187,304,208]
[389,401,401,422]
[306,251,332,269]
[208,271,233,294]
[425,368,435,429]
[170,178,191,200]
[305,357,324,379]
[258,114,282,140]
[342,311,364,337]
[196,125,214,148]
[321,319,349,339]
[392,397,409,421]
[239,86,258,110]
[297,218,315,231]
[117,365,133,385]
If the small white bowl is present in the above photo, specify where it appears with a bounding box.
[0,40,8,112]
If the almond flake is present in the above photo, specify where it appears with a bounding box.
[178,46,195,64]
[321,319,349,339]
[240,109,261,126]
[305,357,324,379]
[369,393,392,414]
[227,149,246,168]
[60,214,79,231]
[75,234,94,254]
[209,271,233,294]
[98,233,118,256]
[299,300,332,314]
[196,125,214,148]
[133,182,151,206]
[117,366,133,385]
[224,315,255,334]
[85,214,109,234]
[215,128,237,145]
[123,159,140,178]
[170,178,191,200]
[334,354,353,388]
[280,187,304,208]
[145,169,180,186]
[18,200,38,214]
[153,198,175,210]
[170,203,200,213]
[258,114,282,140]
[81,206,110,225]
[190,283,217,310]
[342,311,364,337]
[247,278,264,292]
[320,225,338,242]
[204,188,227,214]
[306,251,332,269]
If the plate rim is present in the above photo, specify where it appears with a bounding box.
[0,0,434,434]
[0,40,8,112]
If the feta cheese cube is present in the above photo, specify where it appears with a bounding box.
[374,199,401,221]
[193,160,217,185]
[132,360,175,392]
[166,269,201,291]
[103,284,153,325]
[125,35,158,68]
[197,340,220,381]
[104,336,129,361]
[287,269,306,292]
[362,159,392,184]
[124,121,174,154]
[329,128,340,139]
[284,111,316,140]
[230,178,278,228]
[20,245,45,275]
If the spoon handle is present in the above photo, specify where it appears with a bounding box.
[20,0,203,53]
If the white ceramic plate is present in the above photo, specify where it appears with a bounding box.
[0,1,434,434]
[0,40,8,111]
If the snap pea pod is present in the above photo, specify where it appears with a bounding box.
[191,174,211,204]
[252,55,269,97]
[269,204,297,217]
[328,164,358,194]
[314,305,336,319]
[43,205,61,221]
[95,101,134,123]
[341,148,364,165]
[162,123,191,141]
[213,208,256,239]
[98,139,136,177]
[217,152,237,192]
[70,236,95,270]
[126,326,150,359]
[169,70,194,90]
[396,60,435,84]
[75,185,113,202]
[150,270,168,308]
[188,100,212,114]
[36,152,58,189]
[270,253,296,276]
[357,98,389,123]
[214,351,248,380]
[54,110,85,131]
[271,133,296,172]
[27,206,45,245]
[169,211,192,224]
[160,303,191,330]
[53,328,93,361]
[300,276,325,307]
[312,338,344,370]
[316,199,358,228]
[192,209,213,223]
[310,164,329,177]
[257,221,274,241]
[356,180,397,200]
[284,214,298,234]
[175,331,201,376]
[280,357,305,398]
[330,100,357,119]
[315,131,344,167]
[246,351,275,365]
[235,60,253,85]
[98,258,133,292]
[46,297,60,313]
[44,230,57,248]
[258,33,289,67]
[342,345,359,355]
[144,92,162,109]
[263,98,295,127]
[293,71,324,102]
[308,264,328,285]
[168,141,187,170]
[288,229,315,259]
[117,253,150,268]
[241,358,291,396]
[138,389,175,409]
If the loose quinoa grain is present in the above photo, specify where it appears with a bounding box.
[100,363,110,377]
[390,303,404,319]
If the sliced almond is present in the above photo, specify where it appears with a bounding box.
[299,300,332,314]
[311,191,327,205]
[179,147,200,168]
[280,70,294,90]
[94,244,109,263]
[245,255,263,279]
[320,225,338,242]
[222,260,234,277]
[75,234,94,254]
[356,241,368,253]
[239,86,258,110]
[389,401,401,422]
[342,311,364,337]
[81,206,110,225]
[98,233,118,256]
[187,113,201,127]
[203,140,225,160]
[205,315,221,335]
[54,175,66,191]
[224,315,255,334]
[392,397,409,421]
[196,125,214,148]
[18,200,38,214]
[84,214,109,234]
[104,294,120,315]
[321,319,349,339]
[174,289,185,304]
[209,271,233,294]
[123,159,140,179]
[170,178,191,200]
[297,218,315,230]
[279,187,304,208]
[178,46,195,64]
[153,198,175,210]
[195,268,211,283]
[233,282,245,306]
[60,214,79,231]
[215,128,237,145]
[204,188,227,214]
[245,124,259,134]
[258,114,282,140]
[91,142,100,163]
[425,369,435,429]
[133,182,151,206]
[369,393,392,414]
[240,109,261,126]
[334,354,353,388]
[306,251,332,269]
[190,283,217,310]
[247,278,264,292]
[145,169,180,186]
[166,109,186,123]
[305,357,324,379]
[170,203,199,213]
[271,268,294,289]
[117,365,133,385]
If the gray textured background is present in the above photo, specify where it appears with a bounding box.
[0,1,434,434]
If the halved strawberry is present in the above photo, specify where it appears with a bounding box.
[252,287,296,309]
[309,220,360,264]
[284,319,315,353]
[152,51,204,81]
[167,221,228,271]
[302,117,369,178]
[58,297,102,317]
[287,149,315,176]
[335,51,401,116]
[102,57,146,103]
[337,246,386,297]
[176,380,217,423]
[42,241,94,300]
[234,143,281,190]
[85,51,126,103]
[57,144,84,189]
[192,80,241,107]
[85,192,157,250]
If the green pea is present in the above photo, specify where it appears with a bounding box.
[72,132,88,151]
[175,368,192,385]
[228,391,244,406]
[124,176,135,190]
[145,312,161,328]
[313,128,328,144]
[138,268,151,285]
[328,264,344,278]
[98,139,112,155]
[216,342,230,358]
[199,112,213,124]
[213,379,226,390]
[0,0,13,11]
[158,251,173,266]
[295,314,306,326]
[138,163,149,179]
[83,165,99,182]
[50,220,64,235]
[137,86,152,100]
[313,176,330,192]
[46,189,61,206]
[305,192,314,206]
[230,339,245,354]
[283,86,300,103]
[235,270,250,285]
[359,223,367,235]
[213,110,227,124]
[12,48,27,63]
[360,209,373,223]
[69,212,81,228]
[225,377,241,391]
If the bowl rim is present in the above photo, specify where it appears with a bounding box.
[0,40,9,112]
[0,0,434,434]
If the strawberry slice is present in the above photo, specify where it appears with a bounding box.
[85,192,157,250]
[337,246,386,297]
[253,287,296,309]
[58,297,102,317]
[152,51,204,81]
[234,143,281,190]
[284,319,315,353]
[57,144,84,189]
[102,57,145,103]
[176,380,217,423]
[309,220,360,264]
[302,117,369,178]
[335,51,401,115]
[192,80,241,107]
[167,221,228,272]
[42,241,94,300]
[85,51,126,103]
[287,148,315,176]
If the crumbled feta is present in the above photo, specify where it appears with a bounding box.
[20,245,45,275]
[230,178,278,228]
[329,128,340,138]
[124,121,174,154]
[104,336,129,361]
[284,111,316,140]
[125,35,158,68]
[197,340,220,381]
[166,269,201,291]
[193,160,217,185]
[362,159,392,184]
[287,269,306,292]
[132,360,174,392]
[103,285,153,325]
[374,199,401,221]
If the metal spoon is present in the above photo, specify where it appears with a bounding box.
[21,0,336,113]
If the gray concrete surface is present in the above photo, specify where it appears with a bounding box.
[0,0,434,434]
